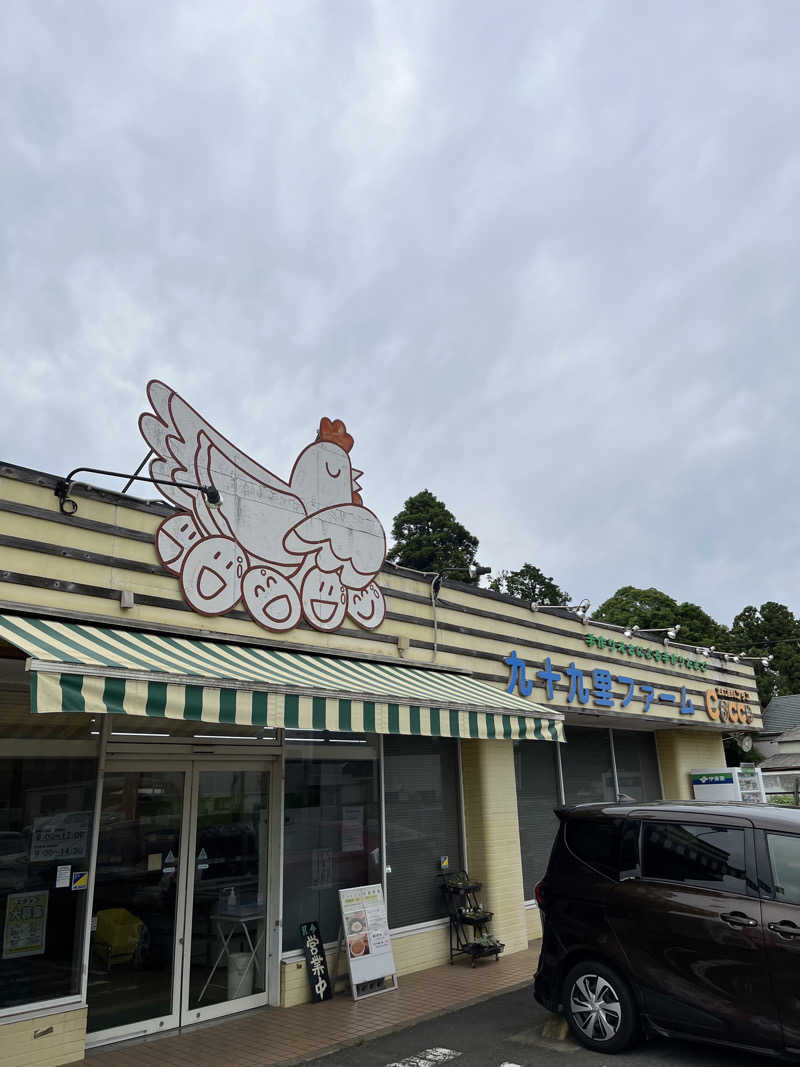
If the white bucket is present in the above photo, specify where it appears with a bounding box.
[227,952,254,999]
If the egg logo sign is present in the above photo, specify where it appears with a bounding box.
[139,381,387,633]
[704,686,753,726]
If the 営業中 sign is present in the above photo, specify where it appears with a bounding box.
[299,920,333,1002]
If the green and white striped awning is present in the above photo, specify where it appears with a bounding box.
[0,615,563,742]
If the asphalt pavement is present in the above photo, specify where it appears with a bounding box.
[302,987,778,1067]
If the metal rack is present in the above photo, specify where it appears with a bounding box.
[439,870,504,967]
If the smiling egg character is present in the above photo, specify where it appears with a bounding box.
[347,582,386,630]
[301,567,347,631]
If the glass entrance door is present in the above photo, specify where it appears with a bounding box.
[182,766,271,1025]
[87,767,188,1041]
[87,757,275,1045]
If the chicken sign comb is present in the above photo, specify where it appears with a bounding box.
[317,417,353,453]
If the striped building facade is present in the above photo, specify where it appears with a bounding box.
[0,461,759,1066]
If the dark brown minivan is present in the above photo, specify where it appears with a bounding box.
[533,802,800,1058]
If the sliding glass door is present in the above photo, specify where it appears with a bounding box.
[87,757,277,1045]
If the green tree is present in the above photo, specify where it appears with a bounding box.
[489,563,569,605]
[592,585,728,647]
[592,586,680,631]
[387,489,481,583]
[731,601,800,706]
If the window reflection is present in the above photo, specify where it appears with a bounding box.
[0,758,97,1011]
[282,757,380,952]
[643,822,747,894]
[384,737,462,928]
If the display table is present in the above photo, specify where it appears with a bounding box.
[197,905,265,1002]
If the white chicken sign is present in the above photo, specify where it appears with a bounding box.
[139,381,387,633]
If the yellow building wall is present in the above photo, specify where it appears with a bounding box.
[526,906,543,942]
[656,730,727,799]
[0,1008,86,1067]
[460,738,528,956]
[280,925,451,1007]
[0,470,761,737]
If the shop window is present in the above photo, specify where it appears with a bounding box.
[566,817,624,879]
[0,758,97,1011]
[767,833,800,906]
[282,754,380,952]
[642,822,747,894]
[612,730,661,801]
[514,741,561,900]
[561,726,615,805]
[383,736,462,929]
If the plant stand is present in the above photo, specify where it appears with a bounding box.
[439,871,504,967]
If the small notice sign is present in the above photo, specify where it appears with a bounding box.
[300,920,333,1002]
[338,884,397,1001]
[2,891,49,959]
[31,812,90,863]
[55,865,71,889]
[72,871,88,891]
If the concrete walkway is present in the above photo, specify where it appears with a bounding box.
[83,941,541,1067]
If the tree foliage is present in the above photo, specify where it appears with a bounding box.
[387,489,480,583]
[385,492,800,710]
[731,602,800,706]
[489,563,570,606]
[592,585,728,647]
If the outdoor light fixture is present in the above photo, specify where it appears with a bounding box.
[702,649,774,668]
[631,625,680,644]
[531,598,590,622]
[54,467,223,516]
[623,625,639,638]
[572,598,591,623]
[738,654,775,668]
[469,563,492,580]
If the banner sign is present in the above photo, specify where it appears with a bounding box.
[338,884,397,999]
[299,920,332,1002]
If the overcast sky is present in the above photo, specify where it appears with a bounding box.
[1,1,799,626]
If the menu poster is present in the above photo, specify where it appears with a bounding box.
[338,884,397,999]
[2,891,49,960]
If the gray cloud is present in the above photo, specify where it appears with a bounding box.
[1,0,799,625]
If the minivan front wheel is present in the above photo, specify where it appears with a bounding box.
[562,960,638,1053]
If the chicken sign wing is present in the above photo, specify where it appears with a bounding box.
[139,380,387,633]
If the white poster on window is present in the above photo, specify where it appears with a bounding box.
[341,806,364,853]
[2,891,49,959]
[312,847,335,888]
[30,811,91,863]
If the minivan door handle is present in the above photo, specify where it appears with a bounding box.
[768,920,800,940]
[720,911,758,928]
